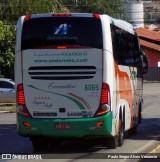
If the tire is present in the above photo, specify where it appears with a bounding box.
[49,140,61,150]
[118,119,124,147]
[106,136,118,149]
[138,105,142,124]
[105,118,124,148]
[128,126,138,136]
[30,137,48,152]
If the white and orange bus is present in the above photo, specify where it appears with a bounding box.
[15,13,148,151]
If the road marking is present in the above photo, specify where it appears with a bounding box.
[119,141,160,162]
[148,144,160,154]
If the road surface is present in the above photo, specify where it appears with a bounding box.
[0,83,160,162]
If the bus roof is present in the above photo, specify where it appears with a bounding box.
[23,13,98,19]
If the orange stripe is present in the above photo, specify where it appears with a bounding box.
[114,62,134,127]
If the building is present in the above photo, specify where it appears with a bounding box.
[136,27,160,67]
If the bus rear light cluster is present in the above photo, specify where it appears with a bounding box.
[17,84,31,117]
[94,83,111,117]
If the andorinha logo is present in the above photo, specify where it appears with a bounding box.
[54,24,72,35]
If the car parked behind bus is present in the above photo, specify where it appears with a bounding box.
[0,78,15,103]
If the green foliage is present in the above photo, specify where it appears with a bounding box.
[65,0,128,20]
[0,0,129,79]
[0,0,68,79]
[0,0,69,24]
[0,21,16,79]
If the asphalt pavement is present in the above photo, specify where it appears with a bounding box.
[0,83,160,162]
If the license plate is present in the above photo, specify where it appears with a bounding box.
[55,123,71,129]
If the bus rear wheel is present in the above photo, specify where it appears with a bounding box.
[128,126,138,135]
[118,119,124,146]
[106,136,118,149]
[105,119,124,149]
[30,136,48,152]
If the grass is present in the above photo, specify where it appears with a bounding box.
[0,104,16,113]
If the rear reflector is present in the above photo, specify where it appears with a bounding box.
[96,121,104,127]
[23,122,31,127]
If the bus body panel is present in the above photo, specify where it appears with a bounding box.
[22,48,102,118]
[17,112,112,137]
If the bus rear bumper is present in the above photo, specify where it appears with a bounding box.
[17,112,112,138]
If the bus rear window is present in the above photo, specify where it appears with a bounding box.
[21,17,103,50]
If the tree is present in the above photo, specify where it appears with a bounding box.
[0,21,16,78]
[0,0,68,79]
[0,0,69,25]
[64,0,129,20]
[0,0,129,78]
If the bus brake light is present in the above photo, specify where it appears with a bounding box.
[17,84,25,105]
[94,83,111,117]
[17,84,31,117]
[53,13,71,17]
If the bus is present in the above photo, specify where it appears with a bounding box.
[15,13,148,151]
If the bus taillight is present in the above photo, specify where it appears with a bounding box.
[17,84,25,105]
[17,84,31,117]
[94,83,111,117]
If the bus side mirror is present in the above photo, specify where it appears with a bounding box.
[140,51,148,74]
[143,61,148,74]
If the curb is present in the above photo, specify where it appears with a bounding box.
[0,111,12,113]
[0,111,15,114]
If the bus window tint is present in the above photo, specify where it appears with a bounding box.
[22,17,103,50]
[111,24,140,67]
